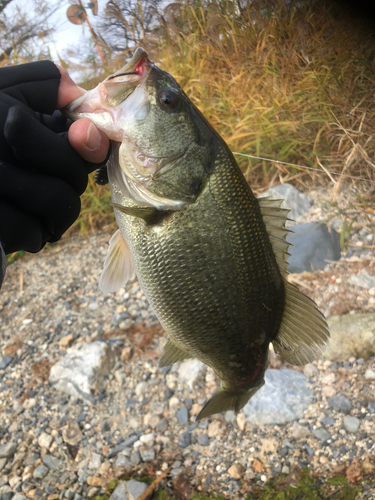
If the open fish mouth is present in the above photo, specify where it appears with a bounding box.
[107,49,151,83]
[65,48,152,139]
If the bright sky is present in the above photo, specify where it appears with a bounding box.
[3,0,103,75]
[49,0,102,62]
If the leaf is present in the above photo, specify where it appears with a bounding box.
[346,462,363,483]
[252,459,264,473]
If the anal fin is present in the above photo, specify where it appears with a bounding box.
[99,229,135,293]
[196,384,263,421]
[158,339,192,367]
[273,279,330,365]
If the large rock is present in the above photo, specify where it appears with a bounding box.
[260,183,313,222]
[286,222,341,273]
[243,369,313,425]
[324,314,375,360]
[49,341,114,403]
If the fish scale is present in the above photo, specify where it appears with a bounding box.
[66,47,329,419]
[114,143,283,384]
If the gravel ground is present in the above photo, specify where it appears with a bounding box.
[0,184,374,500]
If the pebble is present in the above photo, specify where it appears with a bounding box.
[37,432,53,450]
[135,381,149,395]
[290,422,310,439]
[0,442,16,458]
[368,400,375,413]
[0,356,12,369]
[42,454,63,470]
[130,449,141,465]
[208,420,226,437]
[343,416,360,433]
[364,369,375,380]
[62,421,82,445]
[177,432,191,448]
[114,454,130,468]
[110,482,127,500]
[125,479,148,500]
[139,433,154,447]
[88,453,102,469]
[198,434,209,446]
[155,418,168,432]
[59,334,74,346]
[312,429,331,442]
[236,413,247,431]
[327,395,352,414]
[176,406,189,425]
[225,410,236,423]
[227,464,242,479]
[320,416,335,427]
[139,447,155,462]
[32,464,49,479]
[177,359,206,388]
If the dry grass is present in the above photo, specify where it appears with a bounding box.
[156,0,375,194]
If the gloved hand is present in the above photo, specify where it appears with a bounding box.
[0,60,109,256]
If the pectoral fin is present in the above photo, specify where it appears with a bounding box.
[99,229,135,293]
[273,279,330,365]
[158,339,192,367]
[110,203,163,224]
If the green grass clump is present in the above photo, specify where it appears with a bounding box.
[6,251,25,266]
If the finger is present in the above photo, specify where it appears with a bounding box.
[0,60,60,114]
[5,105,88,194]
[56,65,86,109]
[68,118,110,164]
[0,199,48,254]
[0,163,81,243]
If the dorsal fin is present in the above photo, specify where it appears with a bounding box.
[258,197,292,277]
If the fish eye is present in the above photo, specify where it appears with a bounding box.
[159,90,179,109]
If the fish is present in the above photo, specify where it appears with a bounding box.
[66,48,329,420]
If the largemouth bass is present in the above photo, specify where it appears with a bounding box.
[66,48,329,420]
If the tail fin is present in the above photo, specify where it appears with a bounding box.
[196,384,263,421]
[273,279,330,365]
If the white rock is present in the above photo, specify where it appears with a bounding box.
[88,452,102,469]
[169,396,180,408]
[139,433,155,447]
[177,359,206,389]
[236,413,247,431]
[37,432,53,450]
[49,341,114,403]
[364,369,375,380]
[135,381,149,396]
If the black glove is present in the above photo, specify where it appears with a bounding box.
[0,60,103,256]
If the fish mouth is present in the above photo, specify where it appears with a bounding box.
[65,48,152,127]
[107,48,151,83]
